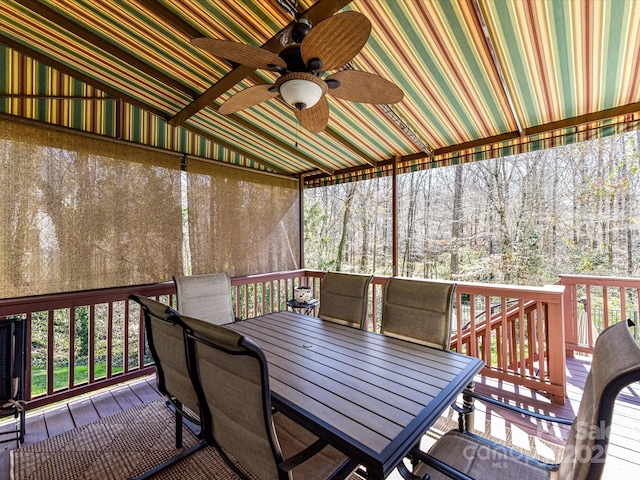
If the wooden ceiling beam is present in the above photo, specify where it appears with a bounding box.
[168,0,354,127]
[136,0,202,39]
[523,102,640,136]
[13,0,197,100]
[433,131,519,156]
[303,101,640,184]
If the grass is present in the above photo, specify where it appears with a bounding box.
[31,363,119,396]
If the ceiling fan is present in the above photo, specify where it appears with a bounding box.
[191,11,404,133]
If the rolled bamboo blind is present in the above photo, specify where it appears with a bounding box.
[185,157,299,278]
[0,116,183,298]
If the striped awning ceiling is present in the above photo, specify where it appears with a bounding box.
[1,0,639,186]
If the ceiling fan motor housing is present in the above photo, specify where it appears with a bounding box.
[278,44,309,72]
[291,17,312,43]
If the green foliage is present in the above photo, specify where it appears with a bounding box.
[304,130,640,285]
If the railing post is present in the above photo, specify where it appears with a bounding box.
[545,289,566,404]
[559,276,577,357]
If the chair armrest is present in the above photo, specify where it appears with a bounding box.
[461,390,573,425]
[410,448,475,480]
[278,438,328,472]
[396,461,429,480]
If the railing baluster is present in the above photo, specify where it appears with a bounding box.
[25,312,33,401]
[586,287,594,347]
[469,294,477,357]
[136,300,144,370]
[537,300,546,381]
[620,286,627,323]
[69,307,75,389]
[483,295,491,365]
[89,304,96,384]
[107,302,113,379]
[602,286,609,329]
[124,300,129,375]
[499,297,508,371]
[47,310,54,396]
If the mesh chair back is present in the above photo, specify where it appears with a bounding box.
[558,320,640,480]
[317,272,372,329]
[129,295,200,415]
[0,323,13,402]
[381,277,456,349]
[182,318,283,480]
[174,273,235,324]
[0,319,26,444]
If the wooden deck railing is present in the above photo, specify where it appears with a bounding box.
[0,270,316,409]
[359,277,566,403]
[452,282,565,404]
[0,282,175,409]
[4,270,636,409]
[559,274,640,355]
[230,270,318,319]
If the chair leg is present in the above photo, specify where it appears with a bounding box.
[128,398,207,480]
[127,439,208,480]
[0,407,25,445]
[174,400,183,448]
[19,407,25,443]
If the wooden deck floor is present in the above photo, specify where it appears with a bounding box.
[1,356,639,479]
[0,376,162,479]
[467,354,640,478]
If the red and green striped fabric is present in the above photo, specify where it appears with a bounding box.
[1,1,638,185]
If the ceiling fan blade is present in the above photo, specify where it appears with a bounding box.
[218,85,279,114]
[300,12,371,71]
[326,70,404,104]
[191,38,286,70]
[295,96,329,133]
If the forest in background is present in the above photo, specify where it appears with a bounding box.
[304,130,640,286]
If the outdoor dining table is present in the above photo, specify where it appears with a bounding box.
[227,310,484,480]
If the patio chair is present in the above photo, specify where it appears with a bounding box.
[317,272,373,329]
[381,277,456,349]
[173,272,237,324]
[178,313,359,480]
[402,319,640,480]
[0,318,26,445]
[128,295,207,480]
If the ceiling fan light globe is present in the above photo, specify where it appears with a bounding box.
[280,79,323,110]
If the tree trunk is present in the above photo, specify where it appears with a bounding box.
[335,183,357,271]
[450,165,464,277]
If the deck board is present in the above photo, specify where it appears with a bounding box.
[42,404,75,439]
[68,397,101,428]
[111,383,145,410]
[1,360,639,479]
[0,377,163,480]
[467,355,640,478]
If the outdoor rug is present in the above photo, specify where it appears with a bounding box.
[11,398,250,480]
[11,399,366,480]
[11,397,565,479]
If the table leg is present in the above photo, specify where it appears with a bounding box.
[460,381,475,432]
